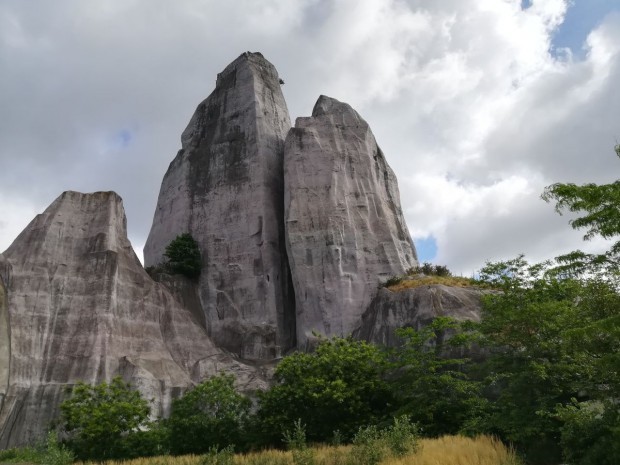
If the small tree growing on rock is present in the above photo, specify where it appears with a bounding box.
[163,233,202,279]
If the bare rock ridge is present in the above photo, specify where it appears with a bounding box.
[284,96,418,347]
[144,51,295,360]
[0,191,263,448]
[353,285,484,347]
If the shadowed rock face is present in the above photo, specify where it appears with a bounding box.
[353,285,484,347]
[0,191,264,448]
[284,96,418,347]
[144,52,295,360]
[0,264,9,419]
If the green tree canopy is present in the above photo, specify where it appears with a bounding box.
[164,233,201,279]
[473,256,620,464]
[391,317,484,437]
[60,377,151,461]
[256,336,394,444]
[542,144,620,272]
[167,374,251,454]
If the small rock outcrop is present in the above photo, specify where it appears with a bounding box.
[0,191,263,448]
[354,285,485,347]
[144,52,295,360]
[284,96,418,347]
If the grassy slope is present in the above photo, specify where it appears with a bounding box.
[385,275,485,292]
[73,436,520,465]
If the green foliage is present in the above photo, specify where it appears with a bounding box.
[0,432,74,465]
[60,376,151,461]
[391,317,484,436]
[380,275,403,287]
[199,445,235,465]
[542,144,620,272]
[0,446,44,463]
[42,431,74,465]
[163,232,202,279]
[557,400,620,465]
[382,262,453,288]
[256,337,393,444]
[409,262,452,277]
[472,256,620,464]
[119,419,170,458]
[283,420,315,465]
[349,416,419,465]
[168,374,251,455]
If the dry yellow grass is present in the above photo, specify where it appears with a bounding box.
[386,275,482,292]
[77,435,520,465]
[384,435,522,465]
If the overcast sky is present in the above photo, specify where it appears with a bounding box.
[1,0,619,275]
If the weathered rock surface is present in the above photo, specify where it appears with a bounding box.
[144,52,295,360]
[284,96,418,347]
[353,284,485,347]
[0,191,264,448]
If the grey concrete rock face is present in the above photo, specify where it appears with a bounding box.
[284,96,418,347]
[353,285,484,347]
[0,191,262,448]
[144,52,295,360]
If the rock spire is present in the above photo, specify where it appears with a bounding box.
[144,52,295,360]
[284,96,418,347]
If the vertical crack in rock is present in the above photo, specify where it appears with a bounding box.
[0,191,263,448]
[0,262,10,420]
[144,52,295,360]
[284,95,418,348]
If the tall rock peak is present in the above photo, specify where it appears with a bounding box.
[144,52,295,360]
[284,95,418,347]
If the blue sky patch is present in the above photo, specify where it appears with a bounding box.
[415,235,438,263]
[115,129,133,148]
[552,0,618,59]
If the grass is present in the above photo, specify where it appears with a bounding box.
[385,275,483,292]
[71,435,520,465]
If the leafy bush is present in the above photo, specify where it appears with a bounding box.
[163,233,202,279]
[60,376,151,461]
[408,262,452,277]
[200,445,235,465]
[42,431,74,465]
[256,337,393,444]
[168,374,251,455]
[392,317,484,436]
[349,416,419,465]
[557,400,620,465]
[380,275,403,288]
[283,420,315,465]
[0,432,73,465]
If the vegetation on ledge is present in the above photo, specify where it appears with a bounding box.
[381,262,485,291]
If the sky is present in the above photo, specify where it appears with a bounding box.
[0,0,619,275]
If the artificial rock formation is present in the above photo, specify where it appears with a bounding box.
[144,52,295,360]
[0,191,263,448]
[284,96,418,347]
[354,284,485,347]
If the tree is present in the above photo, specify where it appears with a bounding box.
[167,374,251,454]
[60,376,151,461]
[164,233,201,279]
[541,144,620,273]
[390,317,484,437]
[255,337,394,444]
[472,256,620,465]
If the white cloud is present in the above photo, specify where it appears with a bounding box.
[0,0,618,274]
